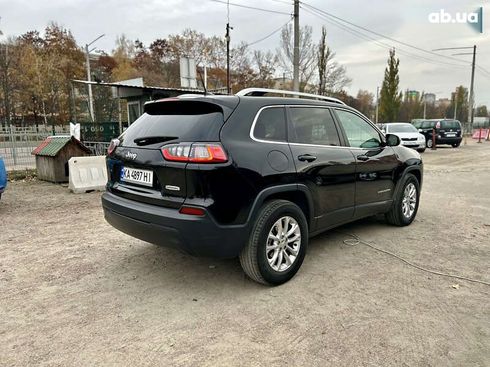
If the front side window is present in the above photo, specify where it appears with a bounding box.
[253,107,287,142]
[421,120,436,129]
[289,107,340,146]
[335,109,382,148]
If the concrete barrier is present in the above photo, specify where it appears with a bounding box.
[68,156,107,194]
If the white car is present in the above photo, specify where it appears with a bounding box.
[382,123,426,153]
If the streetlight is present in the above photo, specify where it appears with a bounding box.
[85,34,105,122]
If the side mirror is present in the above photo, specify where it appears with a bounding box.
[385,133,400,147]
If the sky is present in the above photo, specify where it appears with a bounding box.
[1,0,489,107]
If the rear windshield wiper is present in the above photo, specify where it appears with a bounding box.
[134,136,178,146]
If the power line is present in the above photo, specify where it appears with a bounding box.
[476,65,490,76]
[476,67,490,80]
[210,0,292,15]
[244,16,293,47]
[301,6,469,70]
[301,1,471,66]
[268,0,292,5]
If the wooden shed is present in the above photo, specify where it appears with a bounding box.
[32,136,91,183]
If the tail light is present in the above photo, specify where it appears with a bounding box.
[162,143,228,163]
[108,139,120,155]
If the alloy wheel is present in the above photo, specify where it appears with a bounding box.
[266,216,301,272]
[402,183,417,219]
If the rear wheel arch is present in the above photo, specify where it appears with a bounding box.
[248,185,314,230]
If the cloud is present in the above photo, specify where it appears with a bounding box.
[0,0,489,106]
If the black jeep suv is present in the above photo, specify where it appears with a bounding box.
[102,88,423,285]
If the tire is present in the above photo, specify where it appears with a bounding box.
[239,200,308,286]
[385,173,420,226]
[452,142,461,148]
[426,138,433,149]
[417,148,426,153]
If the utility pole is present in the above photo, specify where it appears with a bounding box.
[468,45,476,130]
[85,34,104,122]
[375,86,379,123]
[225,23,232,94]
[292,0,300,92]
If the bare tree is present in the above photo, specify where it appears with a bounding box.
[253,50,278,88]
[277,24,316,91]
[354,89,374,117]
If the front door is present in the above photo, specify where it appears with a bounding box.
[287,106,356,231]
[333,109,399,217]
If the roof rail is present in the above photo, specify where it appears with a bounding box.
[236,87,346,105]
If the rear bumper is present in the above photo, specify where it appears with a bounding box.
[437,137,462,145]
[101,192,249,258]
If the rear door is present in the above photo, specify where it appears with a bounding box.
[333,108,400,217]
[107,99,236,208]
[287,106,356,230]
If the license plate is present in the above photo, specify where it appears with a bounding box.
[120,167,153,187]
[446,133,456,137]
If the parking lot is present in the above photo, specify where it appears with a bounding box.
[1,140,489,366]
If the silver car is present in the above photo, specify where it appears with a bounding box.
[382,123,426,153]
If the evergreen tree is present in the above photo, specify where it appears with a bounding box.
[379,48,402,122]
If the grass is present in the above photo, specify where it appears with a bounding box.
[7,169,37,181]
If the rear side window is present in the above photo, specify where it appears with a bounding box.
[289,107,340,146]
[253,107,287,142]
[121,101,224,147]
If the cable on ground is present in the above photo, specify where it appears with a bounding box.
[337,231,490,287]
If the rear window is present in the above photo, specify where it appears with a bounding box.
[441,120,460,129]
[120,101,224,147]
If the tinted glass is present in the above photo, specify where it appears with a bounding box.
[387,124,417,133]
[253,107,287,142]
[421,120,436,129]
[335,109,382,148]
[289,107,340,146]
[441,120,461,129]
[413,121,422,128]
[120,101,224,148]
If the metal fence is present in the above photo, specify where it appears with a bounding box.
[0,126,70,171]
[83,141,110,156]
